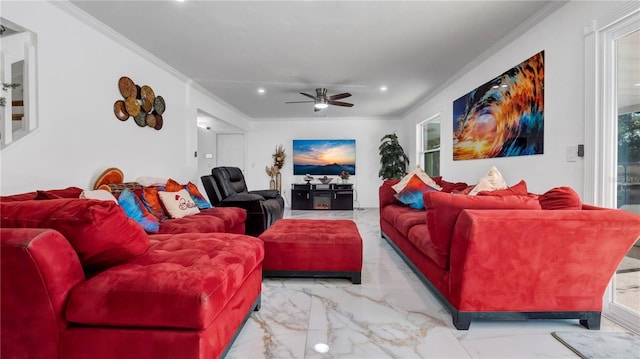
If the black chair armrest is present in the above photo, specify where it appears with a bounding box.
[249,190,281,200]
[221,192,265,203]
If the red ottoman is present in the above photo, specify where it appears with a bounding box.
[259,219,362,284]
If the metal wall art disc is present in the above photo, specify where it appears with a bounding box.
[114,76,165,130]
[113,100,129,121]
[118,77,136,98]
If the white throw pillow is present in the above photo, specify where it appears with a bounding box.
[391,166,441,193]
[158,189,201,218]
[136,176,169,187]
[468,166,508,195]
[80,189,118,204]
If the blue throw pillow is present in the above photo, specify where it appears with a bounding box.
[118,188,160,233]
[394,174,439,209]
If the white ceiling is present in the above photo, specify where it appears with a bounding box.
[68,1,559,120]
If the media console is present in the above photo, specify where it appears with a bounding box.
[291,183,353,210]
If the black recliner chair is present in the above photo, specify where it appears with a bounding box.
[201,167,284,236]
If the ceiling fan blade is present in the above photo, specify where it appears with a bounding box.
[328,92,351,101]
[328,100,354,107]
[285,100,315,104]
[300,92,316,100]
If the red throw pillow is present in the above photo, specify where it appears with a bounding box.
[432,177,470,193]
[424,191,542,256]
[0,199,149,272]
[477,180,528,197]
[538,187,582,210]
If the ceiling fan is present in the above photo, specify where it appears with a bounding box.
[286,88,354,112]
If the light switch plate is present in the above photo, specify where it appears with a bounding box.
[566,146,578,162]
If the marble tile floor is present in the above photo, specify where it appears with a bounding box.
[226,208,633,359]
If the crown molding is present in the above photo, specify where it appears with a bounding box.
[49,0,252,123]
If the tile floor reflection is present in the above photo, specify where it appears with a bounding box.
[226,209,630,359]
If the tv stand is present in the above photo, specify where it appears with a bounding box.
[291,183,353,210]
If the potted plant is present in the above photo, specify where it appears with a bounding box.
[378,133,410,180]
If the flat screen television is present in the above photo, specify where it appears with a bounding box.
[292,139,356,176]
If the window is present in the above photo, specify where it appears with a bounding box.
[418,114,440,176]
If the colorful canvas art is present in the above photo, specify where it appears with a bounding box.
[453,51,544,160]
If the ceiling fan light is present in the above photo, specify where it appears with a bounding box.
[314,98,328,109]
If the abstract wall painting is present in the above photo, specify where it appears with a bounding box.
[453,51,544,161]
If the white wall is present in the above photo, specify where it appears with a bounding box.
[246,117,404,208]
[401,1,626,198]
[0,1,250,194]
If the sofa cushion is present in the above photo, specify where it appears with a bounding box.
[156,207,247,235]
[65,232,264,330]
[394,210,427,238]
[194,207,247,233]
[539,186,582,210]
[0,199,149,272]
[394,174,440,209]
[407,224,449,269]
[425,191,542,256]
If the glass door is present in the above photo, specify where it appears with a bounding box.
[607,22,640,333]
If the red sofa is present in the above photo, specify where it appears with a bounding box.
[1,191,263,359]
[379,179,640,330]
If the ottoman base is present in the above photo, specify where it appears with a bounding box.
[264,270,361,284]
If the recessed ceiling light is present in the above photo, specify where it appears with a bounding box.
[380,86,388,92]
[635,83,640,87]
[314,343,330,353]
[176,0,185,2]
[257,88,265,94]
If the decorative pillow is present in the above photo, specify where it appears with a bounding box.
[392,166,441,193]
[539,187,582,210]
[0,198,149,272]
[186,182,212,209]
[141,186,169,221]
[158,189,200,219]
[92,167,124,190]
[80,189,119,203]
[118,188,160,233]
[35,190,63,200]
[477,180,528,197]
[424,191,542,256]
[34,187,84,200]
[468,166,508,195]
[165,178,184,192]
[136,176,168,187]
[394,174,439,209]
[165,178,211,209]
[432,177,470,193]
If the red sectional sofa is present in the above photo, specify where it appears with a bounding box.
[379,179,640,330]
[0,189,262,359]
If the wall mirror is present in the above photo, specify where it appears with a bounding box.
[0,17,38,149]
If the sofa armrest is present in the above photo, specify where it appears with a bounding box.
[1,228,85,358]
[448,208,640,312]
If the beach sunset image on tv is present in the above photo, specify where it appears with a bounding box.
[293,139,356,176]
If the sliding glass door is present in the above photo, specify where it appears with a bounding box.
[611,25,640,332]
